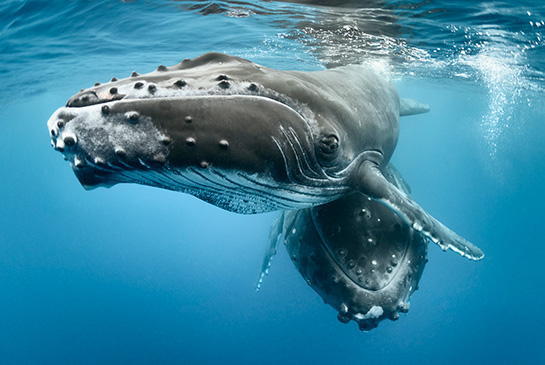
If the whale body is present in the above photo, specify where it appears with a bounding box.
[47,52,483,330]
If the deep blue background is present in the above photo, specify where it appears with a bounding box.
[1,1,544,363]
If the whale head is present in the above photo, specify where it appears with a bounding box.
[47,53,359,213]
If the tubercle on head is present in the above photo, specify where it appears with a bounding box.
[65,71,278,123]
[65,55,273,110]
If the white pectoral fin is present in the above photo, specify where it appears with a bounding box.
[256,212,285,292]
[356,161,484,260]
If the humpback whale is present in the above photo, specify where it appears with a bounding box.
[47,52,483,330]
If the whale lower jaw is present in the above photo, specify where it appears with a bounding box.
[74,160,346,214]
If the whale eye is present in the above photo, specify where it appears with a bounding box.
[316,134,340,165]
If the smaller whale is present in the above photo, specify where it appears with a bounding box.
[259,165,427,331]
[47,52,483,261]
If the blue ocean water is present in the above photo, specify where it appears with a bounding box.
[1,0,544,363]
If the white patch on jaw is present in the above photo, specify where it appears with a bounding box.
[353,306,384,321]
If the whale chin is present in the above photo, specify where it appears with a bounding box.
[279,192,428,331]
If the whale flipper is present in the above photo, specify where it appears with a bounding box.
[355,159,484,260]
[382,163,411,195]
[255,212,284,292]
